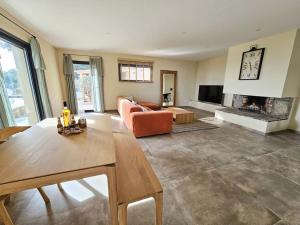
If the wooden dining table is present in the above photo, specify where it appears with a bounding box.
[0,115,118,225]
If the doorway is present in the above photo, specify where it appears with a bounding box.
[73,61,95,113]
[160,70,177,107]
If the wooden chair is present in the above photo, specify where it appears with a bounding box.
[0,126,50,225]
[0,126,31,141]
[113,131,163,225]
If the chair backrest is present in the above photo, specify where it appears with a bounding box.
[0,126,31,143]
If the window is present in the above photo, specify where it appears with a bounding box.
[73,61,95,113]
[0,29,44,126]
[118,60,153,82]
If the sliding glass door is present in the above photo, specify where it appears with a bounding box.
[73,61,95,113]
[0,29,43,126]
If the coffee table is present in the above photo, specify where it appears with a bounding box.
[164,107,195,124]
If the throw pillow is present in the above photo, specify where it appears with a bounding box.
[138,105,151,112]
[124,96,134,102]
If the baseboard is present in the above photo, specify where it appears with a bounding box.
[104,109,118,114]
[288,129,300,134]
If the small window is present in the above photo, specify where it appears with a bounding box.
[118,60,153,82]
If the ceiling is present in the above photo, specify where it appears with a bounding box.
[1,0,300,61]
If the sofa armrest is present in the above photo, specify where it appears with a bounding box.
[130,111,173,137]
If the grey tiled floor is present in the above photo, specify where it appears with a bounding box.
[2,108,300,225]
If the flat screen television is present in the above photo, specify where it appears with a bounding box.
[198,85,224,104]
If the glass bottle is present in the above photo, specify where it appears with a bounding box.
[57,117,63,134]
[62,101,71,127]
[70,114,76,127]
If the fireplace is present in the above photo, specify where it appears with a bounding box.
[215,94,294,133]
[232,94,293,120]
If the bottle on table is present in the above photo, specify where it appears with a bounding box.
[57,117,63,134]
[71,114,76,126]
[62,101,71,127]
[78,117,87,129]
[70,115,76,132]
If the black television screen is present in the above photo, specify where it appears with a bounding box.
[198,85,224,104]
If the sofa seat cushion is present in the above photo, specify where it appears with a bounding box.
[137,105,152,112]
[138,101,161,111]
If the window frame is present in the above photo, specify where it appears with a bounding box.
[0,28,45,120]
[73,60,89,65]
[118,60,153,83]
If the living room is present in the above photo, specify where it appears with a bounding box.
[0,1,300,225]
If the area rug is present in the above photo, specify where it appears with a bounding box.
[172,120,219,133]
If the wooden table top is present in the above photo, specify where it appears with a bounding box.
[0,114,116,185]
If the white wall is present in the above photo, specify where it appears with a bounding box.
[223,29,298,98]
[0,7,63,116]
[56,49,197,110]
[283,29,300,97]
[286,30,300,132]
[193,55,227,100]
[222,29,300,131]
[192,54,234,107]
[290,99,300,132]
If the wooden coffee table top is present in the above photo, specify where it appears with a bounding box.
[164,107,195,124]
[163,107,194,115]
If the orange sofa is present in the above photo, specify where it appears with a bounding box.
[117,97,173,137]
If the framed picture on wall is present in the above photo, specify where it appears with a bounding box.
[239,47,265,80]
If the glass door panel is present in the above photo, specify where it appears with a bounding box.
[73,62,95,113]
[0,38,38,126]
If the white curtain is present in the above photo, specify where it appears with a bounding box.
[89,57,104,113]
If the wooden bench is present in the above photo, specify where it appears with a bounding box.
[114,131,163,225]
[0,126,31,142]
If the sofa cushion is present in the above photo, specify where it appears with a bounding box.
[137,105,152,112]
[138,101,161,111]
[124,96,134,102]
[130,111,173,137]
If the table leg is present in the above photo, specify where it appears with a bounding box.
[57,183,64,191]
[0,196,14,225]
[107,165,118,225]
[4,195,10,205]
[118,203,127,225]
[37,187,50,204]
[154,192,163,225]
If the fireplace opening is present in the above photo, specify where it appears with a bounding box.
[232,94,293,120]
[240,96,267,112]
